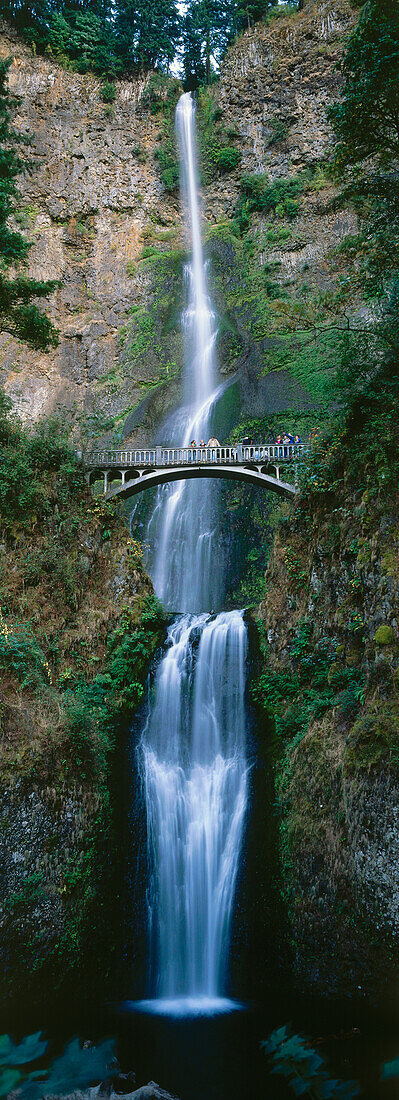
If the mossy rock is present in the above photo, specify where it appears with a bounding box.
[374,624,395,646]
[344,699,399,772]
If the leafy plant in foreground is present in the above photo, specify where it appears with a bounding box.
[262,1025,359,1098]
[0,1031,116,1097]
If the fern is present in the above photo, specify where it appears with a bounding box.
[262,1025,359,1098]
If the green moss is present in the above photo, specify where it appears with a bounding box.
[374,624,395,645]
[344,699,399,771]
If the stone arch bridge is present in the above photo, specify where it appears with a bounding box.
[82,443,305,500]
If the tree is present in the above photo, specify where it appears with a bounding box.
[181,0,278,87]
[328,0,399,169]
[180,0,232,85]
[232,0,278,34]
[0,59,58,349]
[115,0,181,71]
[181,7,207,89]
[328,0,399,298]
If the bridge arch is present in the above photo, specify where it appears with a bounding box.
[105,464,296,501]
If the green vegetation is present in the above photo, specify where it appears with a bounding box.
[121,240,185,402]
[262,1026,359,1099]
[0,1032,116,1098]
[266,116,289,146]
[181,0,280,86]
[253,616,366,754]
[0,60,58,350]
[245,3,399,976]
[100,80,116,103]
[2,0,180,75]
[197,87,241,182]
[2,0,295,79]
[150,75,182,192]
[238,170,307,227]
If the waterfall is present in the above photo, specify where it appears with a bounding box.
[135,93,249,1016]
[148,91,223,615]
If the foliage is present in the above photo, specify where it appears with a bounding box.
[266,116,289,146]
[237,170,307,231]
[3,0,180,74]
[0,407,84,531]
[344,700,399,772]
[141,71,181,113]
[181,0,281,86]
[63,594,165,782]
[253,615,366,751]
[197,87,241,182]
[215,144,241,172]
[115,0,181,72]
[149,75,181,192]
[326,0,399,299]
[0,59,58,349]
[155,134,180,191]
[262,1025,359,1098]
[100,81,116,103]
[2,0,299,77]
[122,242,184,395]
[328,0,399,169]
[0,613,52,688]
[0,1031,116,1098]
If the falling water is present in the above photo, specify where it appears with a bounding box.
[148,91,223,614]
[136,93,249,1015]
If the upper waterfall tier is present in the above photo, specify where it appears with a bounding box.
[147,92,223,614]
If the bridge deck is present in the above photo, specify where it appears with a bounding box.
[83,443,305,468]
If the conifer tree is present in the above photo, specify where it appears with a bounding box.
[115,0,180,71]
[0,59,58,349]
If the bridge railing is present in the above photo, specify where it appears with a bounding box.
[82,443,306,468]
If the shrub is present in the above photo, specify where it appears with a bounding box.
[100,81,116,104]
[240,172,306,219]
[216,146,241,172]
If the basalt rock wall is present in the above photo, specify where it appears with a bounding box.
[0,0,357,445]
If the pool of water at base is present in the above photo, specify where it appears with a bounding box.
[6,984,399,1100]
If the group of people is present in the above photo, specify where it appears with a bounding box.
[189,437,219,447]
[186,434,302,459]
[276,432,302,448]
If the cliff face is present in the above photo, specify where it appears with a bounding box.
[0,31,183,441]
[0,429,165,1008]
[0,0,357,446]
[255,482,399,996]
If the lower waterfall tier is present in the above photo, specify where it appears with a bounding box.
[140,610,249,1001]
